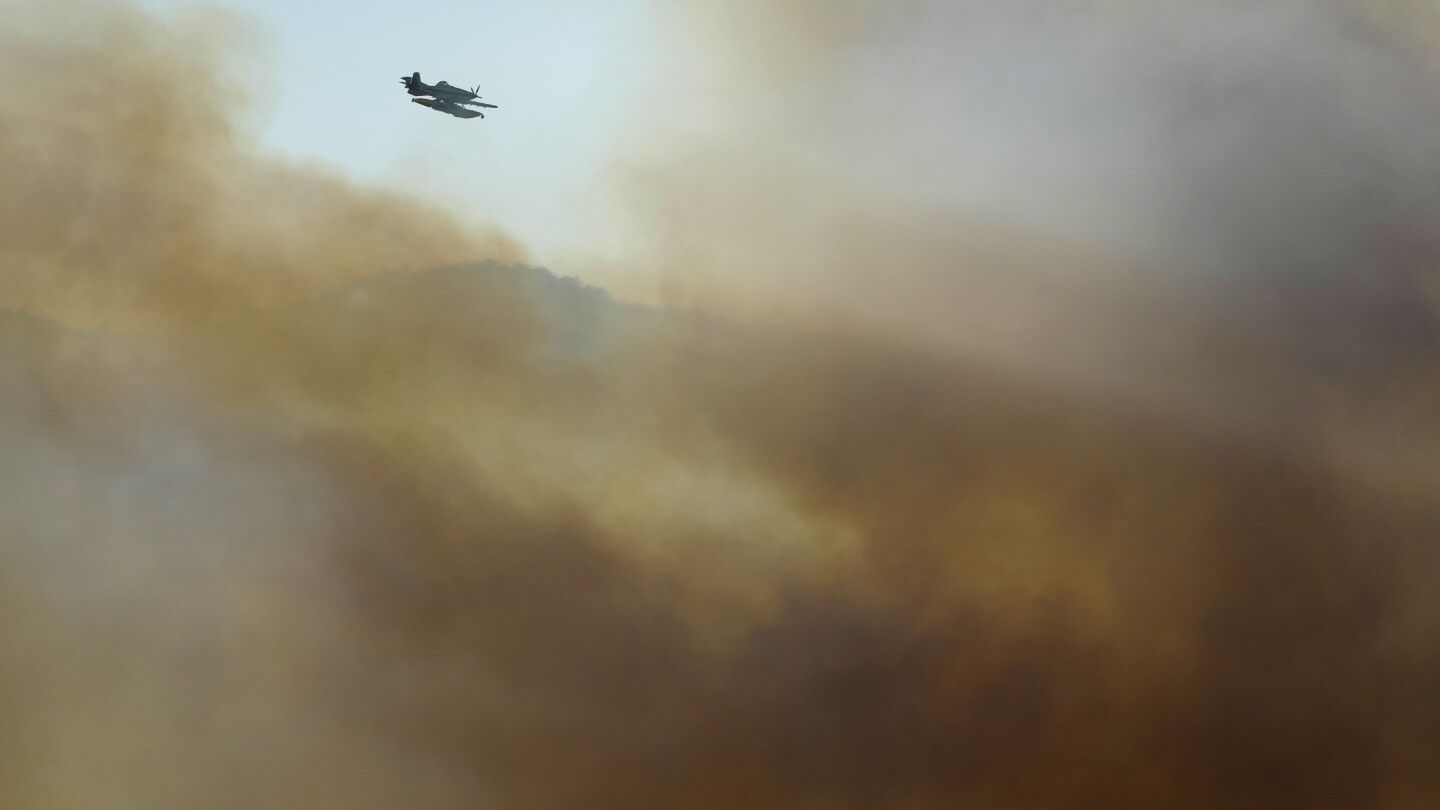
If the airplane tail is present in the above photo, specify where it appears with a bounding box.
[399,71,420,89]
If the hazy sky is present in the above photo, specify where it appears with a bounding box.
[137,0,654,264]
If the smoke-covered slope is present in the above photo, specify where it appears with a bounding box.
[2,260,1439,808]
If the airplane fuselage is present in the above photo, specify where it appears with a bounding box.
[403,76,480,103]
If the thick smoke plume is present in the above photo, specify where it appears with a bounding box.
[3,1,1440,808]
[620,0,1440,452]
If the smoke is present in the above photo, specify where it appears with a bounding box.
[3,1,1440,808]
[613,0,1440,446]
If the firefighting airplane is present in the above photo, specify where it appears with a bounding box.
[399,72,498,119]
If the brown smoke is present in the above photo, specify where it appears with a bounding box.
[3,1,1440,808]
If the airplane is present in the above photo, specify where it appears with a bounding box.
[400,72,498,119]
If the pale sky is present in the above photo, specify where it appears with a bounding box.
[139,0,657,267]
